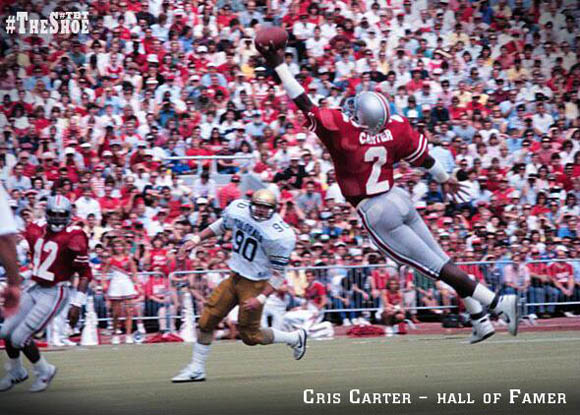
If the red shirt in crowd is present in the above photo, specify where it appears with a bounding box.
[371,269,389,290]
[145,275,169,299]
[548,262,574,286]
[305,281,327,307]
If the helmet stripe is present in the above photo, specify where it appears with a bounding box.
[380,93,391,120]
[374,92,390,125]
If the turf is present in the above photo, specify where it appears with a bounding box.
[1,331,579,415]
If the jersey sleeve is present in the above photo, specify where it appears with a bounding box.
[264,232,296,273]
[393,117,429,167]
[222,199,247,230]
[0,185,17,236]
[69,230,93,281]
[304,106,347,142]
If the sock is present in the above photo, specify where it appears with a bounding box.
[9,357,23,372]
[33,356,49,373]
[138,322,145,333]
[271,329,299,347]
[471,284,496,307]
[463,297,484,319]
[191,342,210,373]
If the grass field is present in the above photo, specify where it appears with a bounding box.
[1,331,579,415]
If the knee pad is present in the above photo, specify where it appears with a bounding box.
[239,329,264,346]
[10,325,33,349]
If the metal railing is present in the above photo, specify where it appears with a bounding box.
[3,259,579,329]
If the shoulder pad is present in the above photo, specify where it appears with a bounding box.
[390,114,405,123]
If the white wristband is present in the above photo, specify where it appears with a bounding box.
[256,294,267,304]
[188,234,201,245]
[274,63,305,99]
[427,158,450,183]
[70,291,87,308]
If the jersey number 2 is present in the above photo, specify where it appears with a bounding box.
[32,239,59,281]
[364,147,390,194]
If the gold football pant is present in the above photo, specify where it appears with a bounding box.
[198,273,267,345]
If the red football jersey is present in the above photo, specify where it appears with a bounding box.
[24,222,93,286]
[305,106,429,206]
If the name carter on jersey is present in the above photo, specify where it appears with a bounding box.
[359,129,394,146]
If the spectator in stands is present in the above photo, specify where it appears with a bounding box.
[144,272,175,334]
[217,174,241,210]
[547,246,576,317]
[379,277,406,328]
[296,181,323,215]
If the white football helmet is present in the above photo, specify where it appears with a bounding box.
[46,195,72,232]
[346,91,391,135]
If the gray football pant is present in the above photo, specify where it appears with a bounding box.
[357,187,450,280]
[0,282,70,348]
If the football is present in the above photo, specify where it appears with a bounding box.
[254,27,288,50]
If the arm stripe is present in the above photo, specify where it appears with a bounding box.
[403,134,426,162]
[405,135,427,163]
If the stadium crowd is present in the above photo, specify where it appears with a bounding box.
[1,0,580,334]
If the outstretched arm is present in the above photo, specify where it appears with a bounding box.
[257,42,313,114]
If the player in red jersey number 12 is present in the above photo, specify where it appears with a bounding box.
[257,38,519,343]
[0,196,93,393]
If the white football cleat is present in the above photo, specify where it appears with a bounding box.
[0,367,28,392]
[493,295,519,336]
[171,365,206,383]
[29,364,56,393]
[111,335,120,345]
[342,318,352,326]
[125,335,134,344]
[469,315,495,344]
[292,328,308,360]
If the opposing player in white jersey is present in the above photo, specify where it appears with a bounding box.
[0,195,93,392]
[0,185,21,320]
[172,189,307,383]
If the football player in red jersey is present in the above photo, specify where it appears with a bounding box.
[258,41,519,343]
[0,196,93,392]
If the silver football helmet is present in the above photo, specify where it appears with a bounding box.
[46,195,72,232]
[348,91,391,135]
